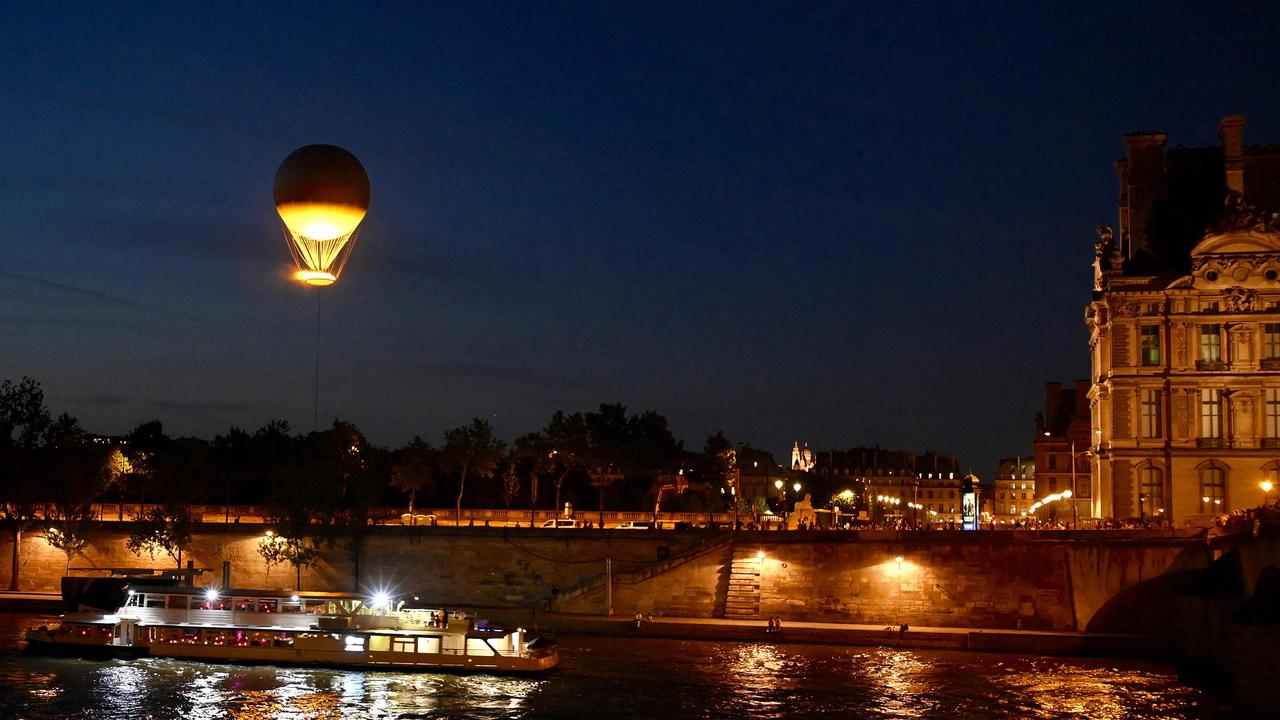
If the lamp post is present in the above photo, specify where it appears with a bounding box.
[774,479,785,524]
[1261,480,1274,507]
[1064,440,1095,525]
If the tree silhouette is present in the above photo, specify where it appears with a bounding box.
[390,436,436,523]
[0,377,51,590]
[441,419,504,524]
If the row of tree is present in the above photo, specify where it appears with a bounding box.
[0,377,790,591]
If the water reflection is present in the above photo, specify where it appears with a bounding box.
[0,614,1218,719]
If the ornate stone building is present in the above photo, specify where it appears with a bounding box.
[1087,115,1280,526]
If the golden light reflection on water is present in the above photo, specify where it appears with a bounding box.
[986,659,1201,720]
[228,690,343,720]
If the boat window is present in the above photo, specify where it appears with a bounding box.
[145,595,166,608]
[167,595,188,609]
[125,593,141,607]
[234,597,254,612]
[392,637,415,653]
[257,598,278,613]
[466,638,497,656]
[303,600,328,614]
[416,637,440,654]
[344,636,365,652]
[280,598,303,613]
[368,635,390,652]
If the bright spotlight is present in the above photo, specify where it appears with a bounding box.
[205,588,219,602]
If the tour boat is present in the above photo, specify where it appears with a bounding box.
[25,577,558,673]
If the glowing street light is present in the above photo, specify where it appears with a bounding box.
[1261,480,1274,506]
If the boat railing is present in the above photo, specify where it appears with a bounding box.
[119,607,322,629]
[434,647,524,658]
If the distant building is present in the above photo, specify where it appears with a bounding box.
[809,447,963,524]
[790,442,815,472]
[1087,115,1280,526]
[992,456,1036,523]
[736,446,785,502]
[1033,381,1093,523]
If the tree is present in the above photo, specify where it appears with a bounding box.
[701,431,737,524]
[390,436,436,522]
[104,448,132,520]
[41,413,106,575]
[441,418,504,524]
[126,505,193,570]
[121,420,167,520]
[516,410,589,519]
[500,459,520,509]
[0,377,51,590]
[282,420,379,592]
[257,531,320,591]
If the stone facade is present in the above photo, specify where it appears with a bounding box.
[992,456,1035,523]
[1087,115,1280,526]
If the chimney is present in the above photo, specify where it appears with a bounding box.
[1119,132,1168,260]
[1073,380,1091,420]
[1044,382,1063,435]
[1219,114,1245,195]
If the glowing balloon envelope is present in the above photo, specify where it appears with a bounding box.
[274,144,371,286]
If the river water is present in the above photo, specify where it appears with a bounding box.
[0,613,1223,719]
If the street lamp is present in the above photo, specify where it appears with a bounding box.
[1068,441,1092,529]
[774,479,786,521]
[1261,480,1274,507]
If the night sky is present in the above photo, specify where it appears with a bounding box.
[3,3,1279,475]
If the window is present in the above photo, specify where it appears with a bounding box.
[1199,464,1226,513]
[1266,324,1280,360]
[1140,466,1164,515]
[1141,389,1162,438]
[1267,389,1280,440]
[1201,389,1223,439]
[1200,325,1221,362]
[1140,326,1161,366]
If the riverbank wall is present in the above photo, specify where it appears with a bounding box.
[2,526,1209,637]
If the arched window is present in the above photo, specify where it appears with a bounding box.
[1198,461,1228,513]
[1139,463,1164,515]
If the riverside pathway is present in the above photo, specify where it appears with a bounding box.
[538,612,1171,658]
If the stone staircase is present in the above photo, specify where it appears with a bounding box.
[723,546,762,619]
[551,533,734,611]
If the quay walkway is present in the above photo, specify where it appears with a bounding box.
[538,612,1171,659]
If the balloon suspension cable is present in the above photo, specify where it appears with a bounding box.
[314,286,321,432]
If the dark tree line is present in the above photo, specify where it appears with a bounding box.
[1,377,782,589]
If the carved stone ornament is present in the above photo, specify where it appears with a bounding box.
[1208,191,1280,235]
[1172,391,1188,439]
[1223,286,1258,312]
[1174,324,1187,367]
[1108,300,1136,317]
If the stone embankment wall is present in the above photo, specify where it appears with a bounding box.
[4,526,1207,634]
[559,530,1209,633]
[3,525,699,617]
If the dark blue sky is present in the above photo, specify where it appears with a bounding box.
[2,3,1278,473]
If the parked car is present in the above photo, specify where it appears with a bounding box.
[539,519,580,529]
[613,520,654,530]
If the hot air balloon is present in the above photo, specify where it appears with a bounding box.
[274,144,371,286]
